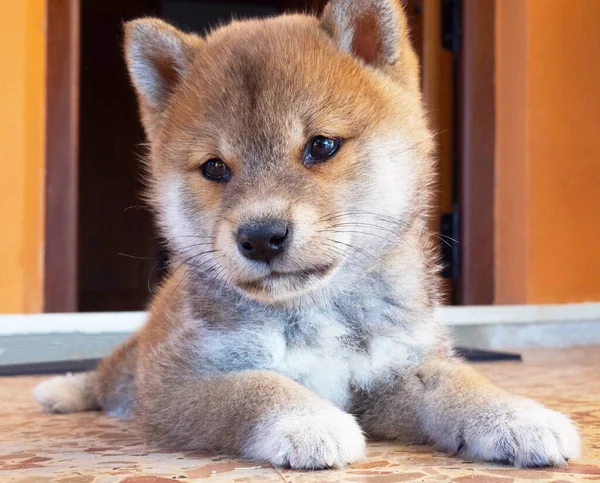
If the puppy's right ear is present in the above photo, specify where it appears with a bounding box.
[124,18,201,133]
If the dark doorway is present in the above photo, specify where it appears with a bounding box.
[76,1,324,312]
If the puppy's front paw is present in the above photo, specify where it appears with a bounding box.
[460,398,581,467]
[245,404,366,469]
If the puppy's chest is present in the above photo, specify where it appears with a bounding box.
[196,305,417,409]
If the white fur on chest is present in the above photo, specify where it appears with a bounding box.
[195,308,433,410]
[269,313,417,409]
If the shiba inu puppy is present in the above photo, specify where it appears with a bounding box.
[34,0,580,469]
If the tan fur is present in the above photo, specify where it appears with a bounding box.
[34,0,580,470]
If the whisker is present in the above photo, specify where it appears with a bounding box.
[320,225,416,255]
[317,229,395,244]
[326,222,402,237]
[322,238,378,263]
[432,234,452,248]
[118,252,159,261]
[320,240,364,266]
[170,265,192,299]
[206,264,230,303]
[187,259,222,302]
[146,254,171,294]
[170,235,216,240]
[177,243,217,255]
[317,210,413,231]
[168,249,220,294]
[175,253,224,300]
[435,233,459,244]
[123,205,146,212]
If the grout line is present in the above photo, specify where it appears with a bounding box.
[271,463,288,483]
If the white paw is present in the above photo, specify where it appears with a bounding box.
[245,403,366,469]
[33,373,96,413]
[460,397,581,467]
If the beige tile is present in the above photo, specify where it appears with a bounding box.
[0,347,598,482]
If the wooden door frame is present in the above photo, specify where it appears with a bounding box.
[44,0,80,312]
[422,0,496,305]
[456,0,496,305]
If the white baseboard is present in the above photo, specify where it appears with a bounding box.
[0,304,598,365]
[438,303,600,326]
[0,312,147,336]
[1,303,599,336]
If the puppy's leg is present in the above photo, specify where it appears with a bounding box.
[33,334,138,418]
[136,369,365,469]
[358,357,580,467]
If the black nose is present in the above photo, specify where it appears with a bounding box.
[237,219,290,263]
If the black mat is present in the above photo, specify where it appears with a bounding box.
[0,349,522,377]
[0,358,100,377]
[454,347,522,362]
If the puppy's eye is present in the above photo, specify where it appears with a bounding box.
[200,158,231,182]
[303,136,341,165]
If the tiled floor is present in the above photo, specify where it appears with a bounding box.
[1,347,599,483]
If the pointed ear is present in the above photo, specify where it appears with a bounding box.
[124,18,201,131]
[321,0,419,88]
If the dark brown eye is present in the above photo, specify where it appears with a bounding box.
[303,136,341,165]
[200,158,231,182]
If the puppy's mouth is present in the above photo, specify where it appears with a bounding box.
[236,263,335,293]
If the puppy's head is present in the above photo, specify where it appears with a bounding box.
[125,0,433,303]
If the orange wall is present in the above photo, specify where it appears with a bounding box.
[0,1,46,313]
[496,0,600,304]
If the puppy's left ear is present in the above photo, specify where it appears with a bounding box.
[124,18,201,135]
[321,0,419,89]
